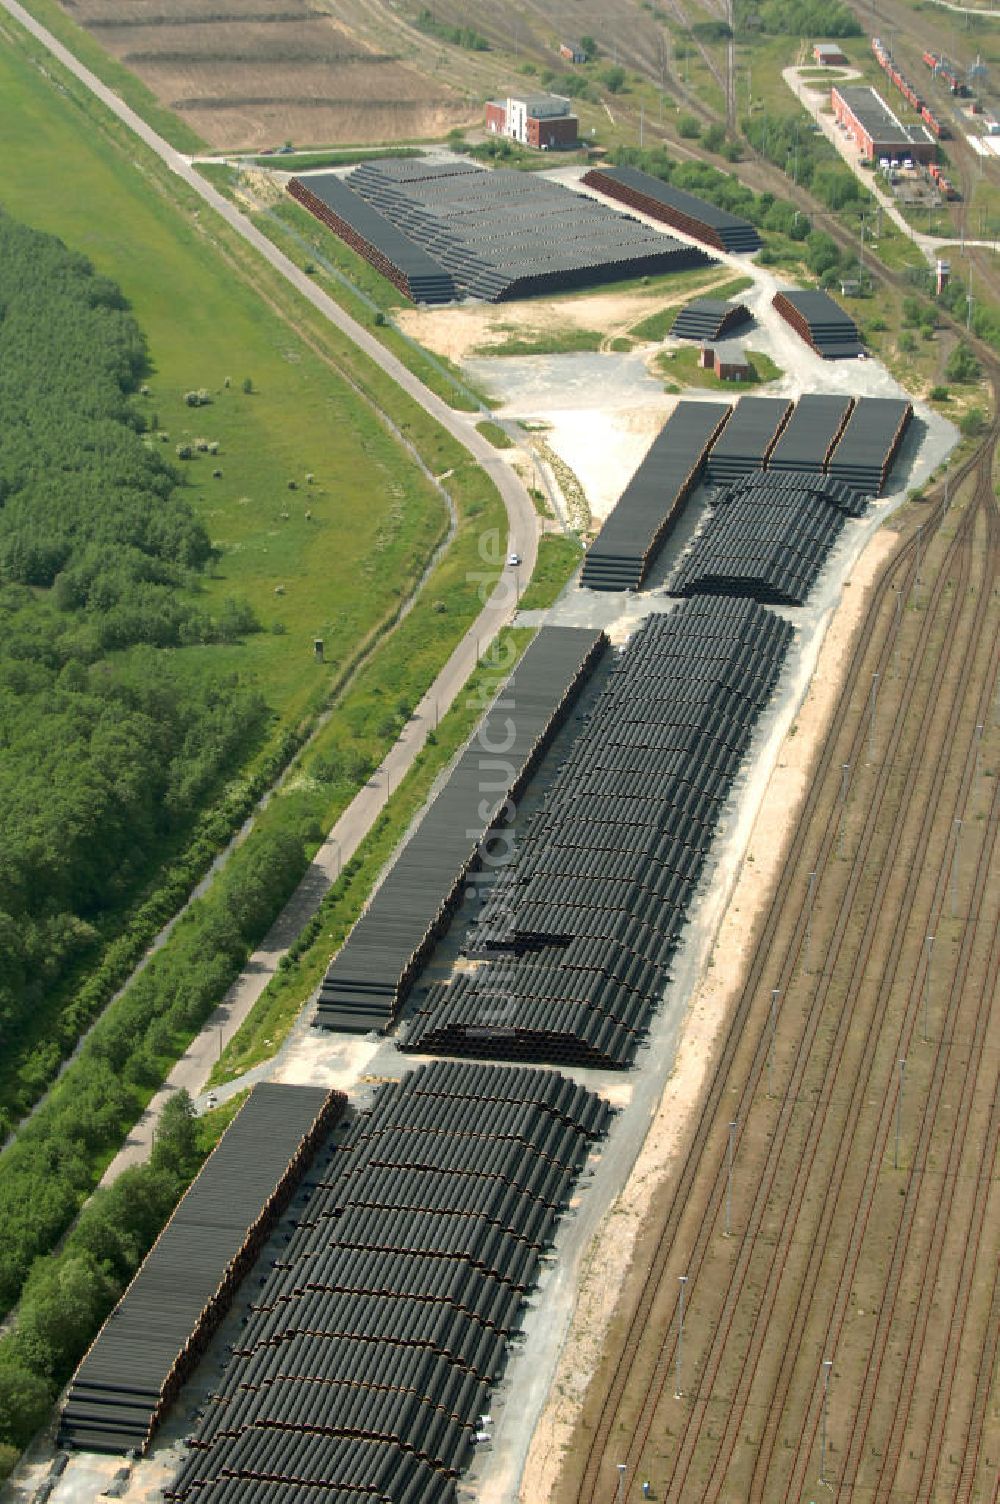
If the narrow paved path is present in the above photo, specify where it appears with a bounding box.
[0,0,539,1175]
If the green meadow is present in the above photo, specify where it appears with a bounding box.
[0,29,464,725]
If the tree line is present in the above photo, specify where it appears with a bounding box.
[0,210,267,1104]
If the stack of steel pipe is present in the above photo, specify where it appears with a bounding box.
[313,158,714,304]
[581,165,762,253]
[669,481,847,604]
[165,1062,610,1504]
[767,394,855,475]
[704,396,793,484]
[826,396,913,495]
[316,627,608,1034]
[772,289,865,359]
[403,598,794,1069]
[713,469,868,518]
[59,1085,346,1456]
[287,175,455,304]
[671,297,753,342]
[579,401,731,592]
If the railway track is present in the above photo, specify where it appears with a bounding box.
[563,405,1000,1504]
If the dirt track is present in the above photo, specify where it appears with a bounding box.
[554,414,1000,1502]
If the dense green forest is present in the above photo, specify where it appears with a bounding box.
[0,210,267,1120]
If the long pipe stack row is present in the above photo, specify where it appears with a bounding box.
[767,394,855,474]
[827,397,912,494]
[60,1086,346,1456]
[287,176,455,305]
[581,165,762,253]
[704,397,793,484]
[317,627,607,1033]
[403,599,793,1069]
[579,401,731,592]
[165,1063,610,1504]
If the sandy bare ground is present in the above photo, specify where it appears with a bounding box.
[519,522,901,1504]
[395,274,734,365]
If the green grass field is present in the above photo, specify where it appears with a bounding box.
[0,29,456,726]
[516,534,583,609]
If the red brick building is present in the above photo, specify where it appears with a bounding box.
[831,84,935,162]
[484,93,579,149]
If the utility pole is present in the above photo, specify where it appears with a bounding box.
[819,1360,834,1484]
[639,103,644,149]
[725,1120,737,1236]
[616,1463,627,1503]
[923,934,934,1041]
[869,671,880,763]
[839,762,850,858]
[951,818,963,916]
[805,869,817,973]
[768,988,780,1097]
[894,1057,906,1169]
[675,1275,688,1397]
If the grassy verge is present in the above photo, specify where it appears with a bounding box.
[630,304,682,342]
[476,419,514,447]
[516,534,584,611]
[208,628,535,1086]
[246,146,425,171]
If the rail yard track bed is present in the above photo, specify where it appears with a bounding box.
[544,415,1000,1504]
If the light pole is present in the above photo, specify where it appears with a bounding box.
[869,671,880,763]
[768,988,780,1097]
[725,1120,737,1237]
[951,818,963,917]
[819,1359,834,1484]
[923,935,934,1041]
[894,1057,906,1170]
[839,763,850,859]
[975,721,984,783]
[333,837,341,880]
[675,1275,688,1397]
[914,523,924,607]
[616,1462,627,1503]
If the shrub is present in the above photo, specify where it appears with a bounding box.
[929,384,949,401]
[945,341,980,383]
[960,406,985,436]
[678,113,702,139]
[601,64,627,93]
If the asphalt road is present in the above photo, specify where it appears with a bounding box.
[0,0,539,1174]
